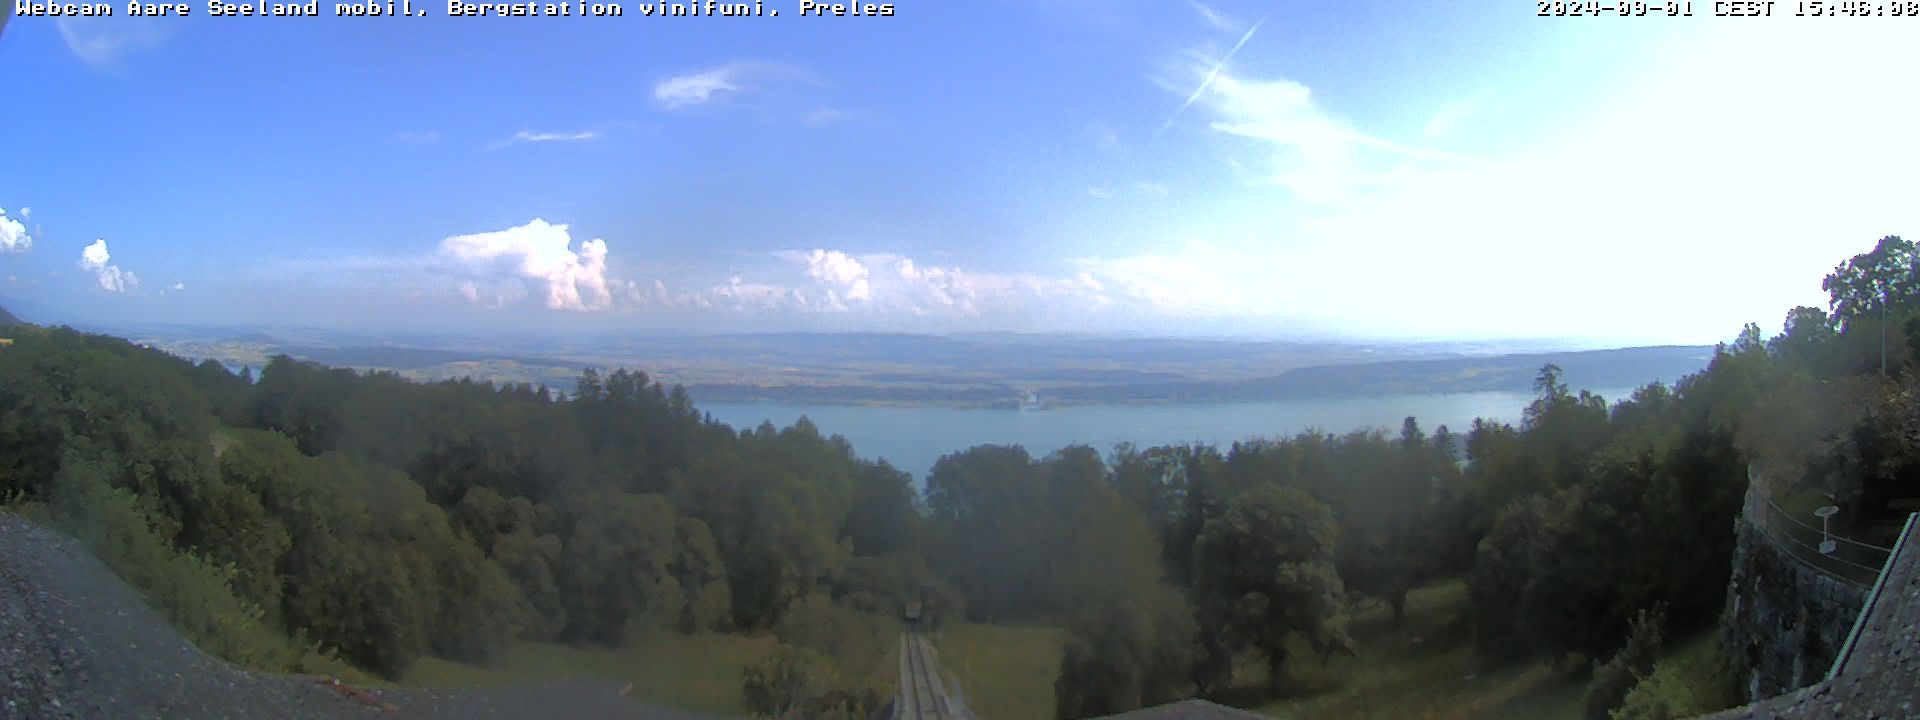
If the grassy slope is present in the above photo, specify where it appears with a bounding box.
[236,587,1742,720]
[399,634,778,715]
[933,623,1068,720]
[1255,580,1588,720]
[931,581,1592,720]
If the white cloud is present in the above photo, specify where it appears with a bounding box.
[1188,0,1239,33]
[664,250,1106,319]
[710,275,804,310]
[1161,13,1469,206]
[1087,187,1115,200]
[78,239,138,293]
[1096,20,1920,343]
[492,129,601,149]
[621,278,707,310]
[55,17,167,68]
[171,282,185,291]
[654,64,749,109]
[0,209,30,254]
[437,219,614,311]
[1185,62,1467,205]
[80,239,110,269]
[1159,16,1264,135]
[801,249,872,305]
[888,257,980,314]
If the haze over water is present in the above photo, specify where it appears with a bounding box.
[703,388,1636,484]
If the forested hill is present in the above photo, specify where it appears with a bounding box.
[0,321,928,699]
[0,304,18,326]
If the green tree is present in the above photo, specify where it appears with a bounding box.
[1823,234,1916,330]
[842,459,918,557]
[1192,485,1347,693]
[557,489,683,644]
[1469,495,1555,661]
[1053,487,1195,718]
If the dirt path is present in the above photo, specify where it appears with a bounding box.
[0,512,724,720]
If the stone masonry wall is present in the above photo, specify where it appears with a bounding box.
[1719,477,1867,703]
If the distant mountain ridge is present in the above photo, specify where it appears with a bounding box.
[112,322,1716,408]
[1040,345,1713,404]
[687,345,1716,407]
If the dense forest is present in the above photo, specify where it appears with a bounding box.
[0,236,1915,719]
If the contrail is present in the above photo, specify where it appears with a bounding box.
[1158,17,1265,137]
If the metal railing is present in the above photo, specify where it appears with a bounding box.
[1828,510,1918,680]
[1757,493,1893,587]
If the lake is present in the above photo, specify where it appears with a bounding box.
[702,388,1638,483]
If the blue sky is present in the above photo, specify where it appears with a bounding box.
[2,2,1916,344]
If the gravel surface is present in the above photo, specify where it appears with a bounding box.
[0,512,728,720]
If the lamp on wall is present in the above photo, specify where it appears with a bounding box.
[1815,505,1840,555]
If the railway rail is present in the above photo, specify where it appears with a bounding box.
[895,632,963,720]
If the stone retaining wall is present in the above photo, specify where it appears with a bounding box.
[1719,472,1867,702]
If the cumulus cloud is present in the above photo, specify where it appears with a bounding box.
[888,257,980,314]
[0,209,30,254]
[618,278,700,309]
[710,276,804,310]
[437,219,614,311]
[801,249,872,306]
[78,239,138,293]
[654,64,748,109]
[725,249,1109,319]
[171,282,185,291]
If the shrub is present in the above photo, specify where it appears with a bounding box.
[1612,636,1745,720]
[1585,604,1665,720]
[49,454,299,670]
[1610,663,1695,720]
[742,644,838,717]
[776,593,891,669]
